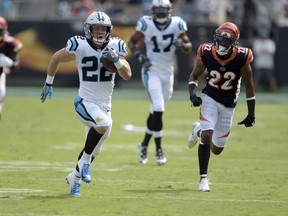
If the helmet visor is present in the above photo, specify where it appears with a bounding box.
[152,6,169,19]
[215,34,236,49]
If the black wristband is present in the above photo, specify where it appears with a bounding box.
[247,99,255,117]
[188,83,197,96]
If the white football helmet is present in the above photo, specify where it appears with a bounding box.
[151,0,172,24]
[84,11,113,45]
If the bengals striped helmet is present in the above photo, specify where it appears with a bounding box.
[214,22,240,56]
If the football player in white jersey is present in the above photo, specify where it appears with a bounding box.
[41,11,132,196]
[128,0,192,165]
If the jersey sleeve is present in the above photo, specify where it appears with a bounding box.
[135,16,148,33]
[177,17,188,33]
[109,37,128,57]
[245,48,254,65]
[65,36,80,54]
[196,44,205,63]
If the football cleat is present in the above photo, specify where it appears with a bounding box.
[156,148,167,165]
[138,144,148,164]
[199,177,210,192]
[188,122,200,149]
[66,173,81,196]
[81,164,92,183]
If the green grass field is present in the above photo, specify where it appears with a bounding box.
[0,87,288,216]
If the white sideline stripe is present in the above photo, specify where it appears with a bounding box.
[0,160,286,174]
[121,124,189,136]
[0,196,25,200]
[99,196,288,204]
[0,192,286,205]
[0,188,45,193]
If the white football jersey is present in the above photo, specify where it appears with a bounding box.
[65,36,127,108]
[136,16,188,73]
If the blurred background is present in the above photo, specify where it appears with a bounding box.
[1,0,288,92]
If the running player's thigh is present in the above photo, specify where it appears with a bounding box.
[200,94,218,131]
[212,107,234,147]
[75,99,111,128]
[0,73,6,98]
[146,73,164,111]
[162,73,173,103]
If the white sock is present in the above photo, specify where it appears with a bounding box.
[77,152,92,174]
[82,151,92,164]
[72,170,81,183]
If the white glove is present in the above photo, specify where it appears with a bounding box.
[174,38,183,48]
[0,54,14,67]
[102,48,120,63]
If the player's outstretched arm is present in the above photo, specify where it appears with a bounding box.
[174,33,192,54]
[188,59,206,107]
[238,63,256,127]
[41,48,75,103]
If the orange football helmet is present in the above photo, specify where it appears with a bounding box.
[214,22,240,56]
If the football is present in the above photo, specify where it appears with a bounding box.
[102,58,117,73]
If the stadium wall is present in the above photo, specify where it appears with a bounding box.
[6,20,288,88]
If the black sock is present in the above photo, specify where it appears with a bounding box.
[155,137,161,151]
[198,144,210,176]
[85,127,104,154]
[142,113,153,147]
[142,133,152,147]
[152,111,163,150]
[75,128,103,172]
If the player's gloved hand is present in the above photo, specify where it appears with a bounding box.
[102,48,120,63]
[238,115,255,127]
[190,94,202,107]
[41,83,53,103]
[174,38,183,48]
[138,54,151,68]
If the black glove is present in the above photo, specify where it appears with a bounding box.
[238,115,255,127]
[138,54,151,68]
[190,94,202,107]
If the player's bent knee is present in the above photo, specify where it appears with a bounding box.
[201,130,213,144]
[211,146,223,155]
[95,125,109,135]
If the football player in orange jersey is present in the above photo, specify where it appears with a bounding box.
[187,22,255,192]
[0,16,23,120]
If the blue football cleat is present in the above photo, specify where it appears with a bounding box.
[66,173,81,196]
[81,164,91,183]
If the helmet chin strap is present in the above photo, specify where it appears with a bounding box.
[93,37,105,45]
[216,45,229,56]
[156,17,167,24]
